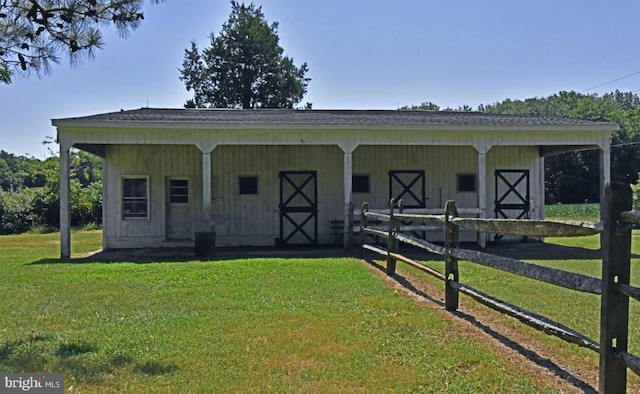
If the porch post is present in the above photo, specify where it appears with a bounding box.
[343,150,353,249]
[101,157,108,249]
[475,144,490,248]
[196,143,217,231]
[599,141,611,206]
[60,144,71,259]
[201,149,214,229]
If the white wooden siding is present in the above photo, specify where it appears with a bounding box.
[104,145,202,248]
[352,145,481,211]
[211,145,343,246]
[102,143,545,248]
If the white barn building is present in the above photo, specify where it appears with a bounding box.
[52,108,617,258]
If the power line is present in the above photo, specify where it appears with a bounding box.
[612,141,640,148]
[582,71,640,93]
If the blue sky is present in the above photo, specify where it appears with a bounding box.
[2,0,640,158]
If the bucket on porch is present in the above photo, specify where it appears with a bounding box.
[194,231,216,257]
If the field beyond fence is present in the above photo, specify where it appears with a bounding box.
[545,203,601,221]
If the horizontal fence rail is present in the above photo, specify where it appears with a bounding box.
[449,247,603,294]
[359,183,640,393]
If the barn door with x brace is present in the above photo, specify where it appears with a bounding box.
[278,171,318,246]
[389,170,426,239]
[494,169,530,240]
[388,170,426,208]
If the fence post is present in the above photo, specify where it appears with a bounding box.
[445,200,460,312]
[347,201,354,250]
[599,183,632,394]
[360,202,368,258]
[386,198,397,276]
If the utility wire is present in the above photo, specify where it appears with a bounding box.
[582,71,640,93]
[613,141,640,148]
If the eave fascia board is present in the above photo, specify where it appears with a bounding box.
[51,119,620,133]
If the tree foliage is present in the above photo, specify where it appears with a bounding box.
[0,149,102,234]
[179,1,310,109]
[399,102,474,112]
[0,0,158,84]
[399,101,440,111]
[480,90,640,203]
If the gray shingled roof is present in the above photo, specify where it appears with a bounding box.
[53,108,617,127]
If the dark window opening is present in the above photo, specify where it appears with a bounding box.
[239,176,258,195]
[352,175,370,194]
[169,179,189,203]
[457,174,477,192]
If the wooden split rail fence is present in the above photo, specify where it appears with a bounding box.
[360,183,640,394]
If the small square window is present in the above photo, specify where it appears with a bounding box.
[239,176,258,195]
[352,175,370,194]
[169,179,189,203]
[457,174,477,192]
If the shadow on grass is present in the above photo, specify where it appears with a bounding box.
[30,246,351,265]
[0,334,178,380]
[366,259,597,393]
[30,239,632,265]
[451,310,597,394]
[379,239,640,261]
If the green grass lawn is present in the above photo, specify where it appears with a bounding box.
[0,231,561,393]
[409,230,640,390]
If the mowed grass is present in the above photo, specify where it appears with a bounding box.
[0,231,558,393]
[410,228,640,388]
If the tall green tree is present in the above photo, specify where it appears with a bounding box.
[0,0,160,84]
[179,1,310,109]
[480,90,640,203]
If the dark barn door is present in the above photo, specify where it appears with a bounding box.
[389,170,426,239]
[388,170,426,208]
[278,171,318,246]
[494,169,530,220]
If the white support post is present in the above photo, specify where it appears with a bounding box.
[60,145,71,259]
[538,156,545,220]
[599,141,611,206]
[101,157,108,249]
[202,150,214,230]
[476,146,489,248]
[343,151,353,249]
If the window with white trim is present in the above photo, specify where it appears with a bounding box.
[122,176,149,219]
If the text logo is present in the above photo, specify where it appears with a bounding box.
[1,373,63,393]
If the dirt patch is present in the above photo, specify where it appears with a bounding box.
[361,258,638,393]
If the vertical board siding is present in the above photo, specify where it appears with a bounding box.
[105,144,202,248]
[211,145,343,246]
[352,145,480,211]
[103,142,543,248]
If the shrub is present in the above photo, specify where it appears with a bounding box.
[0,188,39,234]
